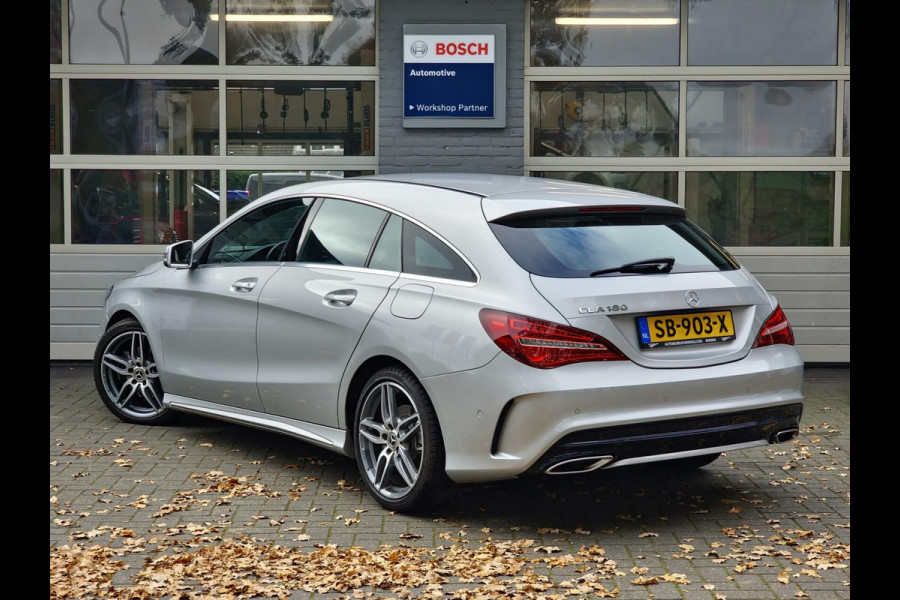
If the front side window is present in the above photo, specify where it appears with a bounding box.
[68,0,219,64]
[298,198,387,267]
[490,209,739,278]
[206,199,307,263]
[69,80,219,155]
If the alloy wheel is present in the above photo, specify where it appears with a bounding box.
[357,380,424,500]
[98,330,165,420]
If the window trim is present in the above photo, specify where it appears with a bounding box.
[291,193,481,286]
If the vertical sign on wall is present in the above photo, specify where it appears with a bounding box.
[402,24,506,128]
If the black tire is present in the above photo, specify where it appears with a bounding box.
[93,317,174,425]
[354,366,447,512]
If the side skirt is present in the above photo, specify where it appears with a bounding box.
[164,394,351,457]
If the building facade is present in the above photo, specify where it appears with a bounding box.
[50,0,850,363]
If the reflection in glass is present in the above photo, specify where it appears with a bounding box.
[688,0,837,65]
[845,0,851,65]
[532,171,677,202]
[68,0,219,64]
[685,172,834,247]
[686,81,836,157]
[226,0,375,65]
[50,80,62,153]
[69,80,218,155]
[229,169,375,213]
[843,82,850,157]
[531,82,678,157]
[71,169,218,244]
[841,172,850,246]
[224,81,375,157]
[50,0,61,63]
[530,0,679,66]
[299,198,385,267]
[51,169,64,243]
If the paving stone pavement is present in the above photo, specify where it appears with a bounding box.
[50,363,849,600]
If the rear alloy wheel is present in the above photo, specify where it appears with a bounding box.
[94,318,173,425]
[354,366,445,512]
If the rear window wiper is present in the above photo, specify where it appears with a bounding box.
[590,257,675,277]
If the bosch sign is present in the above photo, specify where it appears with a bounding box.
[402,25,506,128]
[435,42,489,56]
[404,34,495,64]
[404,34,495,119]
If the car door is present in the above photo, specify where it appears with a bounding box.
[157,198,309,412]
[256,198,401,426]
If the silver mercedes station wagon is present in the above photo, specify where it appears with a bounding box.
[94,173,804,512]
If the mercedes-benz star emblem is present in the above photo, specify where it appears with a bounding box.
[410,41,428,58]
[685,290,700,308]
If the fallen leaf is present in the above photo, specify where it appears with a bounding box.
[777,570,790,584]
[661,573,690,585]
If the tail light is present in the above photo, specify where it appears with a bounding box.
[753,305,795,348]
[479,309,627,369]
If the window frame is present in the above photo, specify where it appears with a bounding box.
[524,0,850,250]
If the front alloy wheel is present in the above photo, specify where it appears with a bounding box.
[355,366,445,512]
[94,318,172,425]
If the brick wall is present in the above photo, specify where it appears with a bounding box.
[378,0,525,174]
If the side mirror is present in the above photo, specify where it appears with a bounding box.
[164,240,195,269]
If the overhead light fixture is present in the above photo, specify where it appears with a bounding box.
[555,17,678,26]
[210,14,334,22]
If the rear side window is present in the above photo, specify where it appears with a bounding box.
[489,209,739,278]
[402,221,476,283]
[298,199,388,267]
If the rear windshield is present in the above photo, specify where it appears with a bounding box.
[489,210,740,278]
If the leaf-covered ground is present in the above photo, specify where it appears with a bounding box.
[50,367,850,599]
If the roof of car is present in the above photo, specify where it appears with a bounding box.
[256,172,680,224]
[356,172,653,200]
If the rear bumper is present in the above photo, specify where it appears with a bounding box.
[527,402,802,475]
[420,344,804,483]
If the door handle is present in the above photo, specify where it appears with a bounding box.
[231,277,258,293]
[323,289,357,307]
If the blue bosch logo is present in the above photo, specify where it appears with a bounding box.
[410,40,428,58]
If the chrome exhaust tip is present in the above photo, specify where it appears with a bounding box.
[544,455,614,475]
[772,427,800,443]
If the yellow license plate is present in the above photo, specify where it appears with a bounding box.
[637,310,735,348]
